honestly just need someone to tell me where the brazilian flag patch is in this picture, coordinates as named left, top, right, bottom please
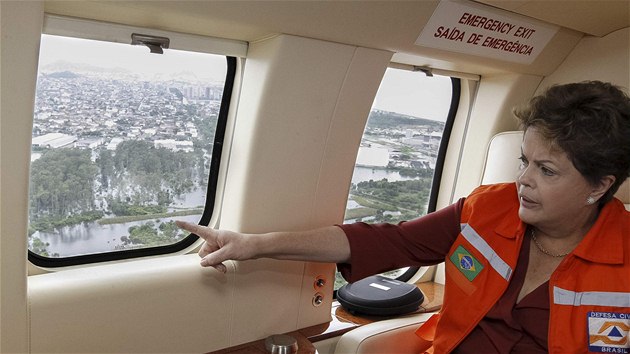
left=450, top=245, right=484, bottom=281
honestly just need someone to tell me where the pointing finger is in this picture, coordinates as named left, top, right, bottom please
left=175, top=220, right=211, bottom=241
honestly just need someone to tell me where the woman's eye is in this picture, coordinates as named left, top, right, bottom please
left=541, top=166, right=555, bottom=176
left=518, top=156, right=528, bottom=168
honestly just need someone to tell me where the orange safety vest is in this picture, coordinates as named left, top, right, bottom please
left=415, top=183, right=630, bottom=353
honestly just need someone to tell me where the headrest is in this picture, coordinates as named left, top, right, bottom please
left=481, top=131, right=523, bottom=185
left=481, top=131, right=630, bottom=209
left=616, top=179, right=630, bottom=205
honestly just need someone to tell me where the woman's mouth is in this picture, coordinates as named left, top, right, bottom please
left=519, top=194, right=538, bottom=208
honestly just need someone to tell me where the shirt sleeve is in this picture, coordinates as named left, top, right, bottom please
left=336, top=198, right=465, bottom=282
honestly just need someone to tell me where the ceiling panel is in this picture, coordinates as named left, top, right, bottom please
left=477, top=0, right=630, bottom=37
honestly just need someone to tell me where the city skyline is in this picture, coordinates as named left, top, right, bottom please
left=38, top=34, right=228, bottom=83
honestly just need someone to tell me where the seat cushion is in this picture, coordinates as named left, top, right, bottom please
left=334, top=313, right=435, bottom=354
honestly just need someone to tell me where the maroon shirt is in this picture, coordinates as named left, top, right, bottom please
left=337, top=199, right=548, bottom=353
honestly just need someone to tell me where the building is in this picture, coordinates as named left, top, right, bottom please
left=75, top=137, right=104, bottom=149
left=154, top=139, right=194, bottom=153
left=31, top=133, right=77, bottom=148
left=355, top=146, right=389, bottom=167
left=106, top=137, right=124, bottom=150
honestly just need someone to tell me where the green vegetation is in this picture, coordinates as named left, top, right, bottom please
left=29, top=141, right=200, bottom=231
left=120, top=220, right=186, bottom=248
left=111, top=140, right=196, bottom=199
left=98, top=209, right=203, bottom=225
left=30, top=148, right=99, bottom=221
left=366, top=110, right=444, bottom=131
left=29, top=210, right=104, bottom=233
left=29, top=237, right=60, bottom=258
left=351, top=194, right=396, bottom=211
left=345, top=177, right=433, bottom=224
left=108, top=202, right=167, bottom=217
left=344, top=206, right=377, bottom=220
left=28, top=140, right=205, bottom=255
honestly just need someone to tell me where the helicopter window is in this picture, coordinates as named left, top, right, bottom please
left=335, top=67, right=458, bottom=290
left=27, top=21, right=241, bottom=267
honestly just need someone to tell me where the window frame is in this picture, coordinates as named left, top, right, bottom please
left=28, top=16, right=244, bottom=267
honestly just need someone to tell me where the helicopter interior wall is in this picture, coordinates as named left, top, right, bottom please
left=2, top=1, right=630, bottom=353
left=537, top=27, right=630, bottom=94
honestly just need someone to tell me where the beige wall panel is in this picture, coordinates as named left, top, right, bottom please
left=222, top=34, right=355, bottom=232
left=308, top=47, right=393, bottom=227
left=29, top=255, right=234, bottom=353
left=538, top=28, right=630, bottom=93
left=0, top=1, right=43, bottom=353
left=222, top=34, right=392, bottom=346
left=221, top=35, right=390, bottom=232
left=452, top=74, right=542, bottom=200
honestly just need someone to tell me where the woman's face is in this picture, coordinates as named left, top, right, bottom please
left=516, top=127, right=598, bottom=233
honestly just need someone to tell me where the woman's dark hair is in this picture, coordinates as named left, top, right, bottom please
left=513, top=80, right=630, bottom=205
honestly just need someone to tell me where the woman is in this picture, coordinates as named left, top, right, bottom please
left=177, top=81, right=630, bottom=353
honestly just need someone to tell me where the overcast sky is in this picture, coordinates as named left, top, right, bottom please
left=39, top=34, right=227, bottom=81
left=372, top=68, right=452, bottom=122
left=40, top=34, right=453, bottom=122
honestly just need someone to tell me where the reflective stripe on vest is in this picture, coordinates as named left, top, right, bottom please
left=553, top=286, right=630, bottom=308
left=460, top=223, right=513, bottom=281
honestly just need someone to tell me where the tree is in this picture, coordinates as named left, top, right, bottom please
left=109, top=140, right=197, bottom=211
left=29, top=148, right=98, bottom=219
left=127, top=221, right=186, bottom=247
left=96, top=149, right=114, bottom=188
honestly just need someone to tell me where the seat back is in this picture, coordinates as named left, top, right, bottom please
left=615, top=179, right=630, bottom=210
left=480, top=131, right=523, bottom=185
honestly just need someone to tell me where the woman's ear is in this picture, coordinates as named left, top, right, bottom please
left=590, top=175, right=616, bottom=201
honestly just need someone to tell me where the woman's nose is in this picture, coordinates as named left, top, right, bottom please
left=517, top=165, right=532, bottom=186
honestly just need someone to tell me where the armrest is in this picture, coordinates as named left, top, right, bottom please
left=333, top=312, right=435, bottom=354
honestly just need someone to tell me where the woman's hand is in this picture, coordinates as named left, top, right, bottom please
left=176, top=221, right=351, bottom=270
left=176, top=220, right=255, bottom=272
